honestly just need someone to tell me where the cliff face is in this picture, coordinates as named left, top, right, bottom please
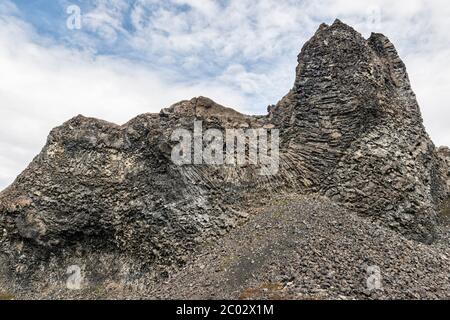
left=438, top=147, right=450, bottom=193
left=271, top=20, right=448, bottom=242
left=0, top=20, right=448, bottom=296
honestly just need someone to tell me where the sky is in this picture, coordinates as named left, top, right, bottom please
left=0, top=0, right=449, bottom=190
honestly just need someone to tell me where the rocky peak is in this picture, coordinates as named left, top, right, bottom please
left=438, top=146, right=450, bottom=193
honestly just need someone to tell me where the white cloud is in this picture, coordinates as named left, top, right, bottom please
left=1, top=0, right=450, bottom=190
left=82, top=0, right=129, bottom=43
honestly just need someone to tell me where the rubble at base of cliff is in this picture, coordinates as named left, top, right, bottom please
left=1, top=20, right=450, bottom=300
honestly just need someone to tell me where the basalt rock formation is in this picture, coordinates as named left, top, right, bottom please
left=0, top=20, right=449, bottom=298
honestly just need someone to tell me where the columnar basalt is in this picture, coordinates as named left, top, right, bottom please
left=0, top=20, right=448, bottom=296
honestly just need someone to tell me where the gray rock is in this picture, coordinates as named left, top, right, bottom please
left=0, top=20, right=449, bottom=298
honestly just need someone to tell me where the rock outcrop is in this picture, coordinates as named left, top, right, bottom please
left=0, top=20, right=448, bottom=297
left=438, top=146, right=450, bottom=194
left=271, top=20, right=448, bottom=242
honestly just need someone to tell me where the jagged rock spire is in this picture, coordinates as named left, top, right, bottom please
left=271, top=19, right=447, bottom=242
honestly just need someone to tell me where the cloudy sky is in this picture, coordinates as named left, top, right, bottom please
left=0, top=0, right=449, bottom=189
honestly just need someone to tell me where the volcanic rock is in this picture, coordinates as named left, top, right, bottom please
left=0, top=20, right=449, bottom=298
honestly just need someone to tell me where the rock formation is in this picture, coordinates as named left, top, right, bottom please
left=271, top=20, right=448, bottom=242
left=0, top=20, right=449, bottom=298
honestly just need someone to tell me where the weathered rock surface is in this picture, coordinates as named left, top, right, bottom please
left=148, top=196, right=450, bottom=300
left=270, top=20, right=448, bottom=243
left=0, top=20, right=449, bottom=299
left=438, top=146, right=450, bottom=194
